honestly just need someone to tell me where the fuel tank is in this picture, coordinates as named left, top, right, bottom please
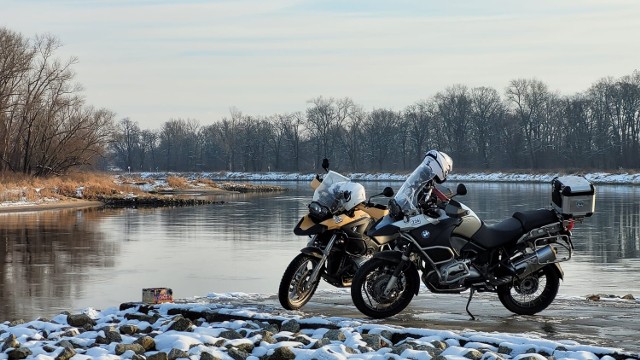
left=451, top=202, right=482, bottom=238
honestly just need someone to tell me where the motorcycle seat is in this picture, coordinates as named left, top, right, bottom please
left=471, top=217, right=524, bottom=249
left=469, top=209, right=560, bottom=250
left=513, top=209, right=559, bottom=232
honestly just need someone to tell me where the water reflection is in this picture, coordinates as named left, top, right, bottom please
left=1, top=182, right=639, bottom=321
left=0, top=208, right=117, bottom=320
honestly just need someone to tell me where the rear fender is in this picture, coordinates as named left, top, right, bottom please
left=551, top=262, right=564, bottom=280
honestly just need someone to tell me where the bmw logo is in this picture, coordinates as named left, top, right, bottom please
left=421, top=230, right=430, bottom=239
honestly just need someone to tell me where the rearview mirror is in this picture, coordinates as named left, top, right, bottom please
left=456, top=183, right=467, bottom=196
left=382, top=186, right=394, bottom=197
left=321, top=158, right=329, bottom=172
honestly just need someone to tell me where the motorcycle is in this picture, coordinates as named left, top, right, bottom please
left=278, top=159, right=395, bottom=310
left=350, top=172, right=595, bottom=319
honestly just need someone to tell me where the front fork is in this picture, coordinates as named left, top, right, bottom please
left=306, top=234, right=338, bottom=287
left=384, top=251, right=412, bottom=296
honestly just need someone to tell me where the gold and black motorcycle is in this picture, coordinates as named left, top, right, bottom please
left=278, top=159, right=394, bottom=310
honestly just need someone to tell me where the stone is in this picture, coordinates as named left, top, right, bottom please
left=105, top=329, right=123, bottom=343
left=227, top=347, right=249, bottom=360
left=135, top=335, right=156, bottom=351
left=115, top=343, right=146, bottom=355
left=8, top=320, right=25, bottom=327
left=280, top=319, right=300, bottom=333
left=431, top=340, right=448, bottom=351
left=7, top=347, right=32, bottom=360
left=361, top=334, right=390, bottom=350
left=498, top=345, right=514, bottom=354
left=168, top=348, right=190, bottom=359
left=62, top=328, right=80, bottom=338
left=169, top=317, right=193, bottom=332
left=269, top=346, right=296, bottom=360
left=55, top=340, right=75, bottom=350
left=391, top=343, right=413, bottom=355
left=219, top=329, right=243, bottom=340
left=147, top=352, right=169, bottom=360
left=622, top=294, right=636, bottom=300
left=235, top=341, right=255, bottom=353
left=2, top=334, right=20, bottom=351
left=66, top=314, right=95, bottom=327
left=464, top=348, right=484, bottom=360
left=323, top=329, right=346, bottom=341
left=257, top=330, right=276, bottom=344
left=200, top=352, right=223, bottom=360
left=54, top=347, right=76, bottom=360
left=119, top=324, right=139, bottom=335
left=312, top=338, right=331, bottom=349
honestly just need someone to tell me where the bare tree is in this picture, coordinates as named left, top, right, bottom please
left=364, top=108, right=401, bottom=170
left=505, top=79, right=550, bottom=168
left=404, top=100, right=436, bottom=164
left=276, top=112, right=305, bottom=171
left=0, top=28, right=34, bottom=172
left=433, top=85, right=472, bottom=166
left=110, top=118, right=141, bottom=171
left=305, top=96, right=355, bottom=168
left=469, top=86, right=505, bottom=168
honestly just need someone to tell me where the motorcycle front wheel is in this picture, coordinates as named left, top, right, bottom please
left=350, top=258, right=419, bottom=319
left=278, top=253, right=321, bottom=310
left=497, top=264, right=560, bottom=315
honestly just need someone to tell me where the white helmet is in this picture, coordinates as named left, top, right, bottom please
left=329, top=181, right=366, bottom=212
left=425, top=150, right=453, bottom=184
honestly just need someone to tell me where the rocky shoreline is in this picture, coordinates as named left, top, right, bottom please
left=97, top=195, right=225, bottom=208
left=2, top=301, right=638, bottom=360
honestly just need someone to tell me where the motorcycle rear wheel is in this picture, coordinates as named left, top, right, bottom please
left=350, top=258, right=419, bottom=319
left=497, top=264, right=560, bottom=315
left=278, top=253, right=321, bottom=310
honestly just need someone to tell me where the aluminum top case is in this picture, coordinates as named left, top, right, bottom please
left=551, top=176, right=595, bottom=218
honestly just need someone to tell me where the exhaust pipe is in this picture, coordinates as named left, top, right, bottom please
left=511, top=245, right=557, bottom=277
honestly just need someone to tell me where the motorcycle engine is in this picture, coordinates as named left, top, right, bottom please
left=423, top=259, right=482, bottom=290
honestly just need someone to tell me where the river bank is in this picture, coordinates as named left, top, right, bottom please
left=0, top=172, right=286, bottom=213
left=134, top=170, right=640, bottom=185
left=2, top=293, right=639, bottom=360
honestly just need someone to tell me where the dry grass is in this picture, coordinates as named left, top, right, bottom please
left=166, top=176, right=189, bottom=189
left=195, top=178, right=219, bottom=188
left=0, top=171, right=143, bottom=202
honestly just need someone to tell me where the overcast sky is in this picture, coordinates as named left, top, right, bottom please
left=3, top=0, right=639, bottom=129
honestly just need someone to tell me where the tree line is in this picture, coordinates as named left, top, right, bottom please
left=2, top=27, right=639, bottom=175
left=111, top=72, right=640, bottom=173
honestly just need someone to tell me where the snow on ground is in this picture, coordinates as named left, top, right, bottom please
left=2, top=292, right=638, bottom=360
left=138, top=170, right=640, bottom=185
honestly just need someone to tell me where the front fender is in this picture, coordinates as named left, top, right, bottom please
left=371, top=251, right=421, bottom=296
left=371, top=250, right=404, bottom=264
left=300, top=247, right=323, bottom=259
left=293, top=215, right=327, bottom=236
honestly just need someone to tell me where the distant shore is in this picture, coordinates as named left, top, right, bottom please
left=132, top=170, right=640, bottom=185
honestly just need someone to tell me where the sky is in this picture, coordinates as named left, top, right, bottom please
left=2, top=0, right=640, bottom=129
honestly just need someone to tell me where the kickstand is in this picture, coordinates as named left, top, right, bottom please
left=466, top=287, right=476, bottom=321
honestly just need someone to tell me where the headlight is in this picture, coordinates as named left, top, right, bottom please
left=309, top=201, right=331, bottom=220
